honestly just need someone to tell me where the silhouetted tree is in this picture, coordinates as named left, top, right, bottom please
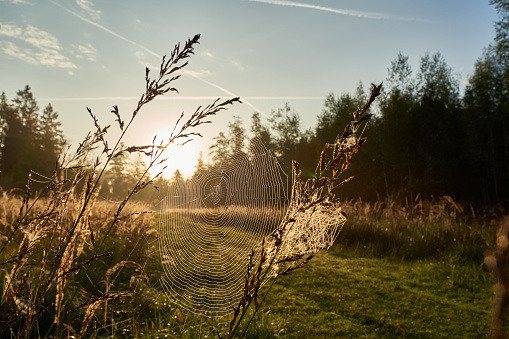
left=250, top=112, right=273, bottom=151
left=386, top=52, right=415, bottom=97
left=207, top=41, right=509, bottom=209
left=377, top=55, right=418, bottom=199
left=464, top=45, right=509, bottom=206
left=209, top=115, right=246, bottom=165
left=0, top=86, right=64, bottom=190
left=315, top=87, right=365, bottom=148
left=100, top=144, right=130, bottom=199
left=171, top=169, right=184, bottom=183
left=268, top=103, right=302, bottom=172
left=311, top=85, right=375, bottom=198
left=417, top=52, right=460, bottom=108
left=195, top=151, right=206, bottom=171
left=491, top=0, right=509, bottom=56
left=39, top=103, right=64, bottom=174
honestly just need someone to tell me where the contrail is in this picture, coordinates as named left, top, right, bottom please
left=49, top=0, right=158, bottom=57
left=247, top=0, right=432, bottom=22
left=48, top=0, right=269, bottom=116
left=39, top=96, right=324, bottom=101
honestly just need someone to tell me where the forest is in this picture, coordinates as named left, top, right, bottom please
left=209, top=44, right=509, bottom=211
left=2, top=43, right=509, bottom=211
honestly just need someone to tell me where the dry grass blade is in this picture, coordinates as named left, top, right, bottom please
left=227, top=83, right=383, bottom=338
left=77, top=292, right=133, bottom=337
left=105, top=260, right=150, bottom=286
left=0, top=34, right=241, bottom=338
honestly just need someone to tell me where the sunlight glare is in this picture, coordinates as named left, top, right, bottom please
left=149, top=132, right=200, bottom=179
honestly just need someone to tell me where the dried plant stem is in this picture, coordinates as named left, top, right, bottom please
left=226, top=83, right=382, bottom=338
left=240, top=274, right=279, bottom=337
left=0, top=34, right=241, bottom=338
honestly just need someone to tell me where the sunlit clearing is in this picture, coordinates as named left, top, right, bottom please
left=148, top=138, right=199, bottom=179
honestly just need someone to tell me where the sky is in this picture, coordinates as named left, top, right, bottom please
left=0, top=0, right=499, bottom=178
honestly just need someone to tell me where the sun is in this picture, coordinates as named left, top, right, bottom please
left=148, top=136, right=200, bottom=180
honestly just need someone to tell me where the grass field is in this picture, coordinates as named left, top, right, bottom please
left=129, top=245, right=492, bottom=338
left=0, top=194, right=497, bottom=338
left=116, top=197, right=495, bottom=338
left=251, top=249, right=492, bottom=338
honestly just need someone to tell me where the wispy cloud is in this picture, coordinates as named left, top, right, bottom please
left=134, top=50, right=158, bottom=70
left=243, top=96, right=323, bottom=100
left=49, top=0, right=163, bottom=60
left=71, top=43, right=98, bottom=61
left=247, top=0, right=431, bottom=22
left=183, top=69, right=213, bottom=78
left=0, top=41, right=38, bottom=64
left=0, top=0, right=31, bottom=4
left=135, top=18, right=151, bottom=29
left=202, top=51, right=214, bottom=58
left=49, top=0, right=270, bottom=116
left=76, top=0, right=102, bottom=20
left=0, top=24, right=76, bottom=68
left=231, top=60, right=245, bottom=72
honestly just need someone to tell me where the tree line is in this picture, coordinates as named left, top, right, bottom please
left=2, top=1, right=509, bottom=210
left=0, top=86, right=64, bottom=191
left=1, top=49, right=507, bottom=208
left=207, top=0, right=509, bottom=209
left=207, top=45, right=508, bottom=209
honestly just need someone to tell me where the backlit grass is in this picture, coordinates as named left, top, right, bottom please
left=118, top=246, right=492, bottom=338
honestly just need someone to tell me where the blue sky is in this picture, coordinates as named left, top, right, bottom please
left=0, top=0, right=499, bottom=176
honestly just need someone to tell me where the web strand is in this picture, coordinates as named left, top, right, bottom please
left=159, top=138, right=288, bottom=317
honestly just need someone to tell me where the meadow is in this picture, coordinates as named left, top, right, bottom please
left=0, top=192, right=496, bottom=338
left=0, top=35, right=501, bottom=338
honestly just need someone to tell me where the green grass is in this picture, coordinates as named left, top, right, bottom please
left=336, top=215, right=493, bottom=262
left=257, top=248, right=492, bottom=338
left=116, top=244, right=492, bottom=338
left=1, top=198, right=496, bottom=338
left=106, top=211, right=496, bottom=338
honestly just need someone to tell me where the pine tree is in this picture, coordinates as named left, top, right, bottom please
left=0, top=86, right=39, bottom=189
left=464, top=45, right=509, bottom=205
left=208, top=116, right=246, bottom=165
left=171, top=169, right=184, bottom=183
left=0, top=86, right=64, bottom=190
left=39, top=103, right=64, bottom=175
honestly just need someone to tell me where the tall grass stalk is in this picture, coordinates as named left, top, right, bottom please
left=225, top=83, right=383, bottom=338
left=337, top=195, right=493, bottom=261
left=0, top=34, right=240, bottom=338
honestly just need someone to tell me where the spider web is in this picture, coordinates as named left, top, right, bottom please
left=159, top=137, right=289, bottom=317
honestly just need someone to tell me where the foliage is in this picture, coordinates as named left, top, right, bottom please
left=491, top=0, right=509, bottom=56
left=208, top=115, right=246, bottom=164
left=250, top=112, right=272, bottom=151
left=207, top=43, right=509, bottom=210
left=0, top=86, right=64, bottom=190
left=338, top=196, right=493, bottom=262
left=267, top=103, right=302, bottom=171
left=464, top=45, right=509, bottom=207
